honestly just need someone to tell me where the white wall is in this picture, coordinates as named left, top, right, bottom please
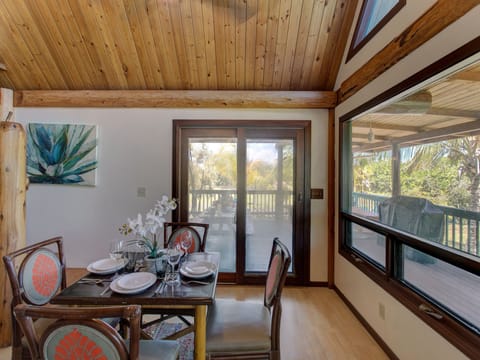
left=14, top=107, right=329, bottom=281
left=334, top=2, right=480, bottom=360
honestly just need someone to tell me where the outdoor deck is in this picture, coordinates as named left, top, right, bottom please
left=352, top=224, right=480, bottom=330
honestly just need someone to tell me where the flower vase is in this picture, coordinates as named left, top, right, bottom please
left=144, top=251, right=167, bottom=275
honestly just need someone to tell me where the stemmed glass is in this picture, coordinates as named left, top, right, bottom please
left=180, top=231, right=193, bottom=255
left=165, top=246, right=182, bottom=286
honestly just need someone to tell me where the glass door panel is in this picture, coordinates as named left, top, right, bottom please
left=187, top=138, right=237, bottom=272
left=246, top=140, right=294, bottom=272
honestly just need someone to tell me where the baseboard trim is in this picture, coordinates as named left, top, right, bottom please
left=307, top=281, right=328, bottom=287
left=333, top=286, right=398, bottom=360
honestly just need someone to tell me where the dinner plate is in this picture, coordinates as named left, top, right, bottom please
left=116, top=272, right=156, bottom=290
left=110, top=272, right=156, bottom=294
left=180, top=261, right=216, bottom=279
left=87, top=258, right=127, bottom=275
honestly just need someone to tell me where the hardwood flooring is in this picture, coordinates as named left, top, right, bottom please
left=215, top=285, right=388, bottom=360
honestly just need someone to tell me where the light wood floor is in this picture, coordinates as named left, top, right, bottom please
left=0, top=269, right=388, bottom=360
left=216, top=285, right=388, bottom=360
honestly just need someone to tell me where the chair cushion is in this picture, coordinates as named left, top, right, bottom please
left=138, top=339, right=180, bottom=360
left=206, top=299, right=271, bottom=354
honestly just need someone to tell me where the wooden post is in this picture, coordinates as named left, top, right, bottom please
left=0, top=88, right=27, bottom=347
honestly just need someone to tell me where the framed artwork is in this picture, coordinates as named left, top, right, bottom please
left=26, top=123, right=98, bottom=185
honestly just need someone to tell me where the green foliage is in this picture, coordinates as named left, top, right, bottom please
left=27, top=123, right=97, bottom=184
left=352, top=137, right=477, bottom=210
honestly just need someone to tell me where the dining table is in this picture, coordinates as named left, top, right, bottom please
left=51, top=252, right=220, bottom=360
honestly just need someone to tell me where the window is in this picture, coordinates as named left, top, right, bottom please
left=340, top=38, right=480, bottom=358
left=346, top=0, right=405, bottom=62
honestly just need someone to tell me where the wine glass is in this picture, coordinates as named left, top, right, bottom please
left=109, top=239, right=124, bottom=261
left=165, top=246, right=182, bottom=286
left=180, top=231, right=193, bottom=255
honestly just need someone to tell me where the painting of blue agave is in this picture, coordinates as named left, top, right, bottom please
left=27, top=123, right=98, bottom=185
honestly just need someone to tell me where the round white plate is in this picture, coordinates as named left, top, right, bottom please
left=180, top=261, right=216, bottom=279
left=116, top=272, right=156, bottom=290
left=110, top=272, right=156, bottom=294
left=87, top=258, right=127, bottom=275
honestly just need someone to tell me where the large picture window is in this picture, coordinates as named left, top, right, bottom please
left=340, top=39, right=480, bottom=358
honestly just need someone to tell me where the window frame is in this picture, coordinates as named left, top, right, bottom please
left=346, top=0, right=406, bottom=62
left=339, top=36, right=480, bottom=359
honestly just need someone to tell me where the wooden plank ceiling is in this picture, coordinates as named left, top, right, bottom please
left=0, top=0, right=357, bottom=92
left=351, top=62, right=480, bottom=153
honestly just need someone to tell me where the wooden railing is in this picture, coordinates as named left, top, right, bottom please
left=189, top=189, right=293, bottom=218
left=352, top=192, right=480, bottom=256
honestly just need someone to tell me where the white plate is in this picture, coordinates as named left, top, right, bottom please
left=180, top=261, right=216, bottom=279
left=110, top=272, right=156, bottom=294
left=87, top=258, right=127, bottom=275
left=116, top=272, right=156, bottom=290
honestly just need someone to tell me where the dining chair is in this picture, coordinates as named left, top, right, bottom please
left=3, top=237, right=67, bottom=360
left=163, top=222, right=209, bottom=252
left=141, top=222, right=209, bottom=339
left=13, top=303, right=180, bottom=360
left=206, top=237, right=291, bottom=359
left=3, top=236, right=119, bottom=360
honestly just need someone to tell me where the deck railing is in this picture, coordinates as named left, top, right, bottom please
left=189, top=189, right=293, bottom=218
left=352, top=192, right=480, bottom=256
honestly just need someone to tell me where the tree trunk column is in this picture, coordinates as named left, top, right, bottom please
left=0, top=95, right=27, bottom=346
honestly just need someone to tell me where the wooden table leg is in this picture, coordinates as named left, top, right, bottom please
left=194, top=305, right=207, bottom=360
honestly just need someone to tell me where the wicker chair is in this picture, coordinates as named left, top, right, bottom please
left=206, top=237, right=291, bottom=359
left=13, top=303, right=179, bottom=360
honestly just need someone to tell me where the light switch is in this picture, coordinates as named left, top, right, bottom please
left=137, top=187, right=146, bottom=197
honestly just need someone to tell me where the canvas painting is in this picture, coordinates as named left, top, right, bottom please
left=26, top=123, right=98, bottom=185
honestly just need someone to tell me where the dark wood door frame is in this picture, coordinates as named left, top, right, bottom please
left=172, top=120, right=311, bottom=286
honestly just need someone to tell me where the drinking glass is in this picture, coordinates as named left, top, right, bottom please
left=180, top=231, right=193, bottom=254
left=109, top=239, right=124, bottom=261
left=165, top=247, right=182, bottom=286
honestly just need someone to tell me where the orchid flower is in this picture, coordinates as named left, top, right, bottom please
left=120, top=196, right=177, bottom=258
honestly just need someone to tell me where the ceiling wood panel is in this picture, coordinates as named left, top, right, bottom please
left=0, top=0, right=357, bottom=91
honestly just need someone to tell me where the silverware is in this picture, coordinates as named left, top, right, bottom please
left=154, top=281, right=165, bottom=295
left=181, top=279, right=210, bottom=285
left=99, top=286, right=111, bottom=296
left=78, top=279, right=111, bottom=285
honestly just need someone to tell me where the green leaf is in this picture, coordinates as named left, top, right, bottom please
left=62, top=160, right=98, bottom=176
left=67, top=126, right=95, bottom=158
left=51, top=127, right=68, bottom=163
left=63, top=144, right=97, bottom=171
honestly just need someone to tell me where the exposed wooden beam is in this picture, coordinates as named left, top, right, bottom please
left=428, top=107, right=480, bottom=118
left=352, top=133, right=389, bottom=141
left=13, top=90, right=337, bottom=108
left=449, top=69, right=480, bottom=82
left=338, top=0, right=480, bottom=103
left=353, top=122, right=419, bottom=132
left=376, top=91, right=432, bottom=115
left=353, top=119, right=480, bottom=153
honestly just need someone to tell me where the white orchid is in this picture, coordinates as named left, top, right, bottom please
left=119, top=196, right=177, bottom=258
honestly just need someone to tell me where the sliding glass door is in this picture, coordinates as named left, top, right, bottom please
left=174, top=121, right=310, bottom=284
